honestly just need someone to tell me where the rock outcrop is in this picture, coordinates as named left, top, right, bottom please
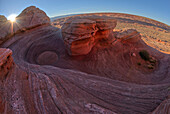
left=62, top=16, right=117, bottom=55
left=0, top=6, right=50, bottom=45
left=115, top=29, right=141, bottom=43
left=0, top=16, right=10, bottom=44
left=0, top=15, right=7, bottom=22
left=0, top=6, right=170, bottom=114
left=62, top=19, right=97, bottom=55
left=16, top=6, right=50, bottom=30
left=0, top=48, right=13, bottom=80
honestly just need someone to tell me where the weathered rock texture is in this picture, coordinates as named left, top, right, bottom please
left=116, top=29, right=140, bottom=41
left=0, top=6, right=50, bottom=45
left=0, top=16, right=10, bottom=44
left=61, top=16, right=117, bottom=55
left=0, top=48, right=13, bottom=80
left=0, top=6, right=170, bottom=114
left=151, top=96, right=170, bottom=114
left=16, top=6, right=50, bottom=30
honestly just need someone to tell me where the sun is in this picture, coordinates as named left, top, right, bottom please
left=7, top=14, right=17, bottom=22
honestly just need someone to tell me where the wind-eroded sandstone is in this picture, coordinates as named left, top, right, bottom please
left=0, top=48, right=13, bottom=80
left=0, top=6, right=50, bottom=45
left=62, top=16, right=117, bottom=55
left=0, top=6, right=169, bottom=114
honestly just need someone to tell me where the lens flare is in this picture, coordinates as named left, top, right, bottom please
left=7, top=14, right=17, bottom=22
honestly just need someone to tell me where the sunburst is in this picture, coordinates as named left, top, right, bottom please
left=7, top=14, right=17, bottom=22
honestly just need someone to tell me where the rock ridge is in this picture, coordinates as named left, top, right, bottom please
left=0, top=6, right=50, bottom=45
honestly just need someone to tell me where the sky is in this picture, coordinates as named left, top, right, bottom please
left=0, top=0, right=170, bottom=25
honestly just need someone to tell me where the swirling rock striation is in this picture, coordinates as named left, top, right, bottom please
left=151, top=96, right=170, bottom=114
left=0, top=6, right=170, bottom=114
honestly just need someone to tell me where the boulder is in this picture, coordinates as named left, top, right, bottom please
left=115, top=29, right=141, bottom=42
left=36, top=51, right=58, bottom=65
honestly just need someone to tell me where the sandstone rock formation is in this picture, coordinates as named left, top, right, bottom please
left=151, top=96, right=170, bottom=114
left=62, top=19, right=97, bottom=55
left=52, top=13, right=170, bottom=53
left=0, top=6, right=50, bottom=45
left=0, top=15, right=7, bottom=22
left=116, top=29, right=141, bottom=41
left=16, top=6, right=50, bottom=30
left=0, top=48, right=13, bottom=80
left=0, top=6, right=170, bottom=114
left=61, top=16, right=117, bottom=55
left=0, top=16, right=11, bottom=44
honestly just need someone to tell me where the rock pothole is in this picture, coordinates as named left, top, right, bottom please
left=36, top=51, right=58, bottom=65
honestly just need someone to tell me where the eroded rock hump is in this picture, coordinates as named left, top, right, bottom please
left=16, top=6, right=50, bottom=29
left=0, top=6, right=50, bottom=45
left=0, top=16, right=11, bottom=44
left=61, top=16, right=117, bottom=55
left=115, top=29, right=141, bottom=43
left=0, top=15, right=7, bottom=22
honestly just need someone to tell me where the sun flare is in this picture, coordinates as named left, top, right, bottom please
left=7, top=14, right=17, bottom=22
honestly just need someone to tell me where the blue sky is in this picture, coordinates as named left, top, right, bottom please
left=0, top=0, right=170, bottom=25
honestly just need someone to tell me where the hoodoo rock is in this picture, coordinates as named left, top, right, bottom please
left=95, top=18, right=117, bottom=43
left=61, top=19, right=97, bottom=55
left=62, top=16, right=117, bottom=55
left=0, top=6, right=50, bottom=45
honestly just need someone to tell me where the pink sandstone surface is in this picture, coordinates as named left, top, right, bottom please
left=0, top=6, right=169, bottom=114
